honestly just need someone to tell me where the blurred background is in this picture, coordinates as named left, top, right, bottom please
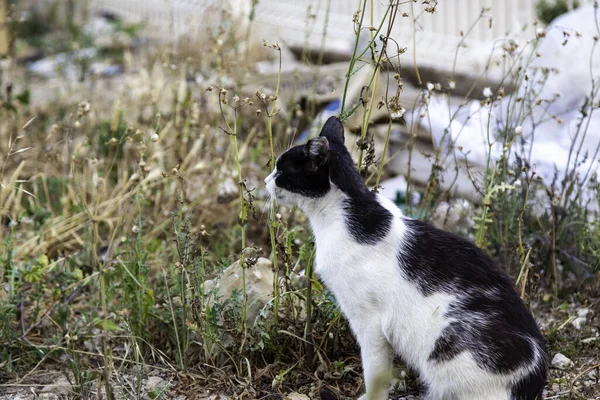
left=0, top=1, right=598, bottom=399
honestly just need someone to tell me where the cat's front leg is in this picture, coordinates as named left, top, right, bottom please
left=357, top=332, right=393, bottom=400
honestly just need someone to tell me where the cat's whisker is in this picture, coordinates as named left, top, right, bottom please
left=275, top=142, right=284, bottom=157
left=259, top=194, right=274, bottom=222
left=288, top=126, right=299, bottom=149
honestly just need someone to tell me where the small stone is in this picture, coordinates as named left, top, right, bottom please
left=286, top=393, right=310, bottom=400
left=551, top=353, right=573, bottom=370
left=204, top=257, right=274, bottom=325
left=390, top=377, right=406, bottom=392
left=571, top=307, right=590, bottom=330
left=146, top=376, right=166, bottom=391
left=41, top=375, right=72, bottom=395
left=542, top=294, right=551, bottom=302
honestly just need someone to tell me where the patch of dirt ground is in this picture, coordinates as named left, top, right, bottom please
left=1, top=292, right=598, bottom=400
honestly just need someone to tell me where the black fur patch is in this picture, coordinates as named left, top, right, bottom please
left=274, top=116, right=392, bottom=244
left=511, top=369, right=547, bottom=400
left=275, top=145, right=330, bottom=198
left=398, top=219, right=547, bottom=395
left=343, top=196, right=392, bottom=245
left=321, top=117, right=392, bottom=244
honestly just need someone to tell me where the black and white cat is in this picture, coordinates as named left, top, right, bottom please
left=264, top=116, right=548, bottom=400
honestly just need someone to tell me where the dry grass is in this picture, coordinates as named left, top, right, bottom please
left=0, top=1, right=599, bottom=399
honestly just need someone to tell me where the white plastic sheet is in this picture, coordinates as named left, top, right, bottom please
left=416, top=5, right=600, bottom=204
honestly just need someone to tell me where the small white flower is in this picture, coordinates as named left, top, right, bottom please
left=448, top=80, right=456, bottom=90
left=151, top=133, right=159, bottom=142
left=132, top=225, right=140, bottom=234
left=426, top=82, right=434, bottom=91
left=536, top=28, right=546, bottom=38
left=515, top=126, right=523, bottom=134
left=483, top=87, right=493, bottom=98
left=390, top=107, right=406, bottom=120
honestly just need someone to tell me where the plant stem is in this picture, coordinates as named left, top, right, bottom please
left=96, top=218, right=112, bottom=398
left=303, top=246, right=316, bottom=368
left=230, top=112, right=248, bottom=341
left=265, top=47, right=283, bottom=326
left=375, top=119, right=393, bottom=188
left=340, top=0, right=368, bottom=117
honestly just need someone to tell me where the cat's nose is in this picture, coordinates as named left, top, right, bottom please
left=264, top=172, right=274, bottom=184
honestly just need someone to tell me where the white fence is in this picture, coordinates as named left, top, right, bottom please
left=82, top=0, right=588, bottom=78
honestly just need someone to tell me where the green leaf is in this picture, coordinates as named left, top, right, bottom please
left=15, top=89, right=31, bottom=106
left=72, top=267, right=83, bottom=281
left=93, top=318, right=123, bottom=331
left=37, top=254, right=49, bottom=268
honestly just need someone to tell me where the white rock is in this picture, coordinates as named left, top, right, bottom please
left=41, top=375, right=71, bottom=395
left=145, top=376, right=166, bottom=391
left=581, top=337, right=599, bottom=344
left=551, top=353, right=574, bottom=370
left=571, top=308, right=590, bottom=330
left=286, top=393, right=310, bottom=400
left=390, top=376, right=407, bottom=393
left=216, top=177, right=238, bottom=203
left=204, top=257, right=274, bottom=326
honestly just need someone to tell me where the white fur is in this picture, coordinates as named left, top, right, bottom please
left=265, top=172, right=541, bottom=400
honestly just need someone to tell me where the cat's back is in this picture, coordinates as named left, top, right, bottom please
left=393, top=213, right=547, bottom=399
left=399, top=217, right=517, bottom=295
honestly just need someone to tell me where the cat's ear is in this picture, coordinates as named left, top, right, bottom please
left=319, top=116, right=345, bottom=145
left=306, top=136, right=329, bottom=170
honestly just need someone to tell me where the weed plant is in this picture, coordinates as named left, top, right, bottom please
left=0, top=0, right=598, bottom=397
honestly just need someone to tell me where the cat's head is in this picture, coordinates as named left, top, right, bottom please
left=264, top=116, right=349, bottom=206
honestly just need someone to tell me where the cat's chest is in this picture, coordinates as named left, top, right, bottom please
left=312, top=227, right=400, bottom=311
left=312, top=221, right=362, bottom=277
